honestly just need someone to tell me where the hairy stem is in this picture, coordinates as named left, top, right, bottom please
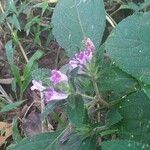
left=92, top=77, right=109, bottom=107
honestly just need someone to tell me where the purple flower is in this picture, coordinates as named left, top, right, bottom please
left=69, top=38, right=95, bottom=70
left=69, top=59, right=79, bottom=69
left=43, top=88, right=68, bottom=102
left=50, top=70, right=68, bottom=85
left=84, top=38, right=95, bottom=52
left=30, top=80, right=46, bottom=92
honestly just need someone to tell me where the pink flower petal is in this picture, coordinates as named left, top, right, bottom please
left=75, top=52, right=86, bottom=65
left=84, top=49, right=93, bottom=62
left=69, top=59, right=79, bottom=69
left=69, top=38, right=95, bottom=71
left=84, top=38, right=95, bottom=52
left=50, top=70, right=68, bottom=85
left=30, top=80, right=46, bottom=92
left=43, top=88, right=68, bottom=102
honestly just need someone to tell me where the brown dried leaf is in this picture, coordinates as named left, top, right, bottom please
left=0, top=122, right=12, bottom=145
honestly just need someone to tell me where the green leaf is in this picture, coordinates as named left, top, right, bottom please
left=106, top=110, right=123, bottom=127
left=31, top=68, right=51, bottom=86
left=143, top=85, right=150, bottom=99
left=33, top=2, right=49, bottom=16
left=100, top=129, right=118, bottom=137
left=10, top=130, right=63, bottom=150
left=5, top=40, right=14, bottom=65
left=0, top=101, right=24, bottom=112
left=11, top=65, right=22, bottom=88
left=25, top=16, right=41, bottom=36
left=52, top=0, right=106, bottom=56
left=55, top=133, right=85, bottom=150
left=79, top=136, right=97, bottom=150
left=12, top=118, right=22, bottom=143
left=117, top=91, right=150, bottom=144
left=7, top=0, right=17, bottom=14
left=9, top=14, right=21, bottom=31
left=0, top=11, right=8, bottom=24
left=98, top=64, right=137, bottom=101
left=106, top=12, right=150, bottom=84
left=67, top=95, right=86, bottom=127
left=42, top=100, right=66, bottom=119
left=56, top=131, right=94, bottom=150
left=22, top=50, right=44, bottom=92
left=102, top=140, right=148, bottom=150
left=120, top=2, right=140, bottom=11
left=5, top=40, right=22, bottom=87
left=139, top=1, right=150, bottom=10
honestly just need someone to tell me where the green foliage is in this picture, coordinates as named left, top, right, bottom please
left=52, top=0, right=106, bottom=56
left=106, top=12, right=150, bottom=85
left=5, top=40, right=44, bottom=99
left=32, top=68, right=51, bottom=86
left=116, top=91, right=150, bottom=144
left=10, top=130, right=64, bottom=150
left=1, top=0, right=150, bottom=149
left=12, top=118, right=22, bottom=143
left=101, top=140, right=149, bottom=150
left=98, top=62, right=137, bottom=101
left=106, top=109, right=123, bottom=127
left=67, top=94, right=87, bottom=128
left=0, top=101, right=24, bottom=112
left=42, top=100, right=66, bottom=119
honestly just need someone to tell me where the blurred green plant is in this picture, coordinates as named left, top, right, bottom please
left=0, top=0, right=150, bottom=150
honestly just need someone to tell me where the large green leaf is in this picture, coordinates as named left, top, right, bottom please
left=106, top=12, right=150, bottom=84
left=102, top=140, right=149, bottom=150
left=52, top=0, right=106, bottom=56
left=117, top=91, right=150, bottom=145
left=55, top=131, right=96, bottom=150
left=98, top=64, right=137, bottom=101
left=10, top=130, right=63, bottom=150
left=67, top=94, right=87, bottom=127
left=106, top=109, right=123, bottom=127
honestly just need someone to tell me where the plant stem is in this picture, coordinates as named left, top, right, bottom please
left=92, top=77, right=109, bottom=107
left=106, top=12, right=117, bottom=28
left=55, top=47, right=61, bottom=69
left=76, top=92, right=94, bottom=100
left=40, top=92, right=45, bottom=133
left=0, top=2, right=29, bottom=63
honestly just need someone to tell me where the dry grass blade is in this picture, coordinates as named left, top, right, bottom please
left=0, top=85, right=13, bottom=103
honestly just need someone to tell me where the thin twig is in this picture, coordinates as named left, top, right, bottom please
left=55, top=47, right=61, bottom=69
left=0, top=78, right=13, bottom=84
left=106, top=13, right=117, bottom=28
left=0, top=76, right=25, bottom=84
left=76, top=92, right=94, bottom=100
left=23, top=101, right=35, bottom=119
left=0, top=85, right=13, bottom=103
left=0, top=2, right=29, bottom=63
left=40, top=92, right=45, bottom=133
left=110, top=7, right=121, bottom=16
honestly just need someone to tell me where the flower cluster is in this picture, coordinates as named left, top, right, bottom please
left=31, top=38, right=95, bottom=102
left=69, top=38, right=95, bottom=70
left=31, top=70, right=69, bottom=102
